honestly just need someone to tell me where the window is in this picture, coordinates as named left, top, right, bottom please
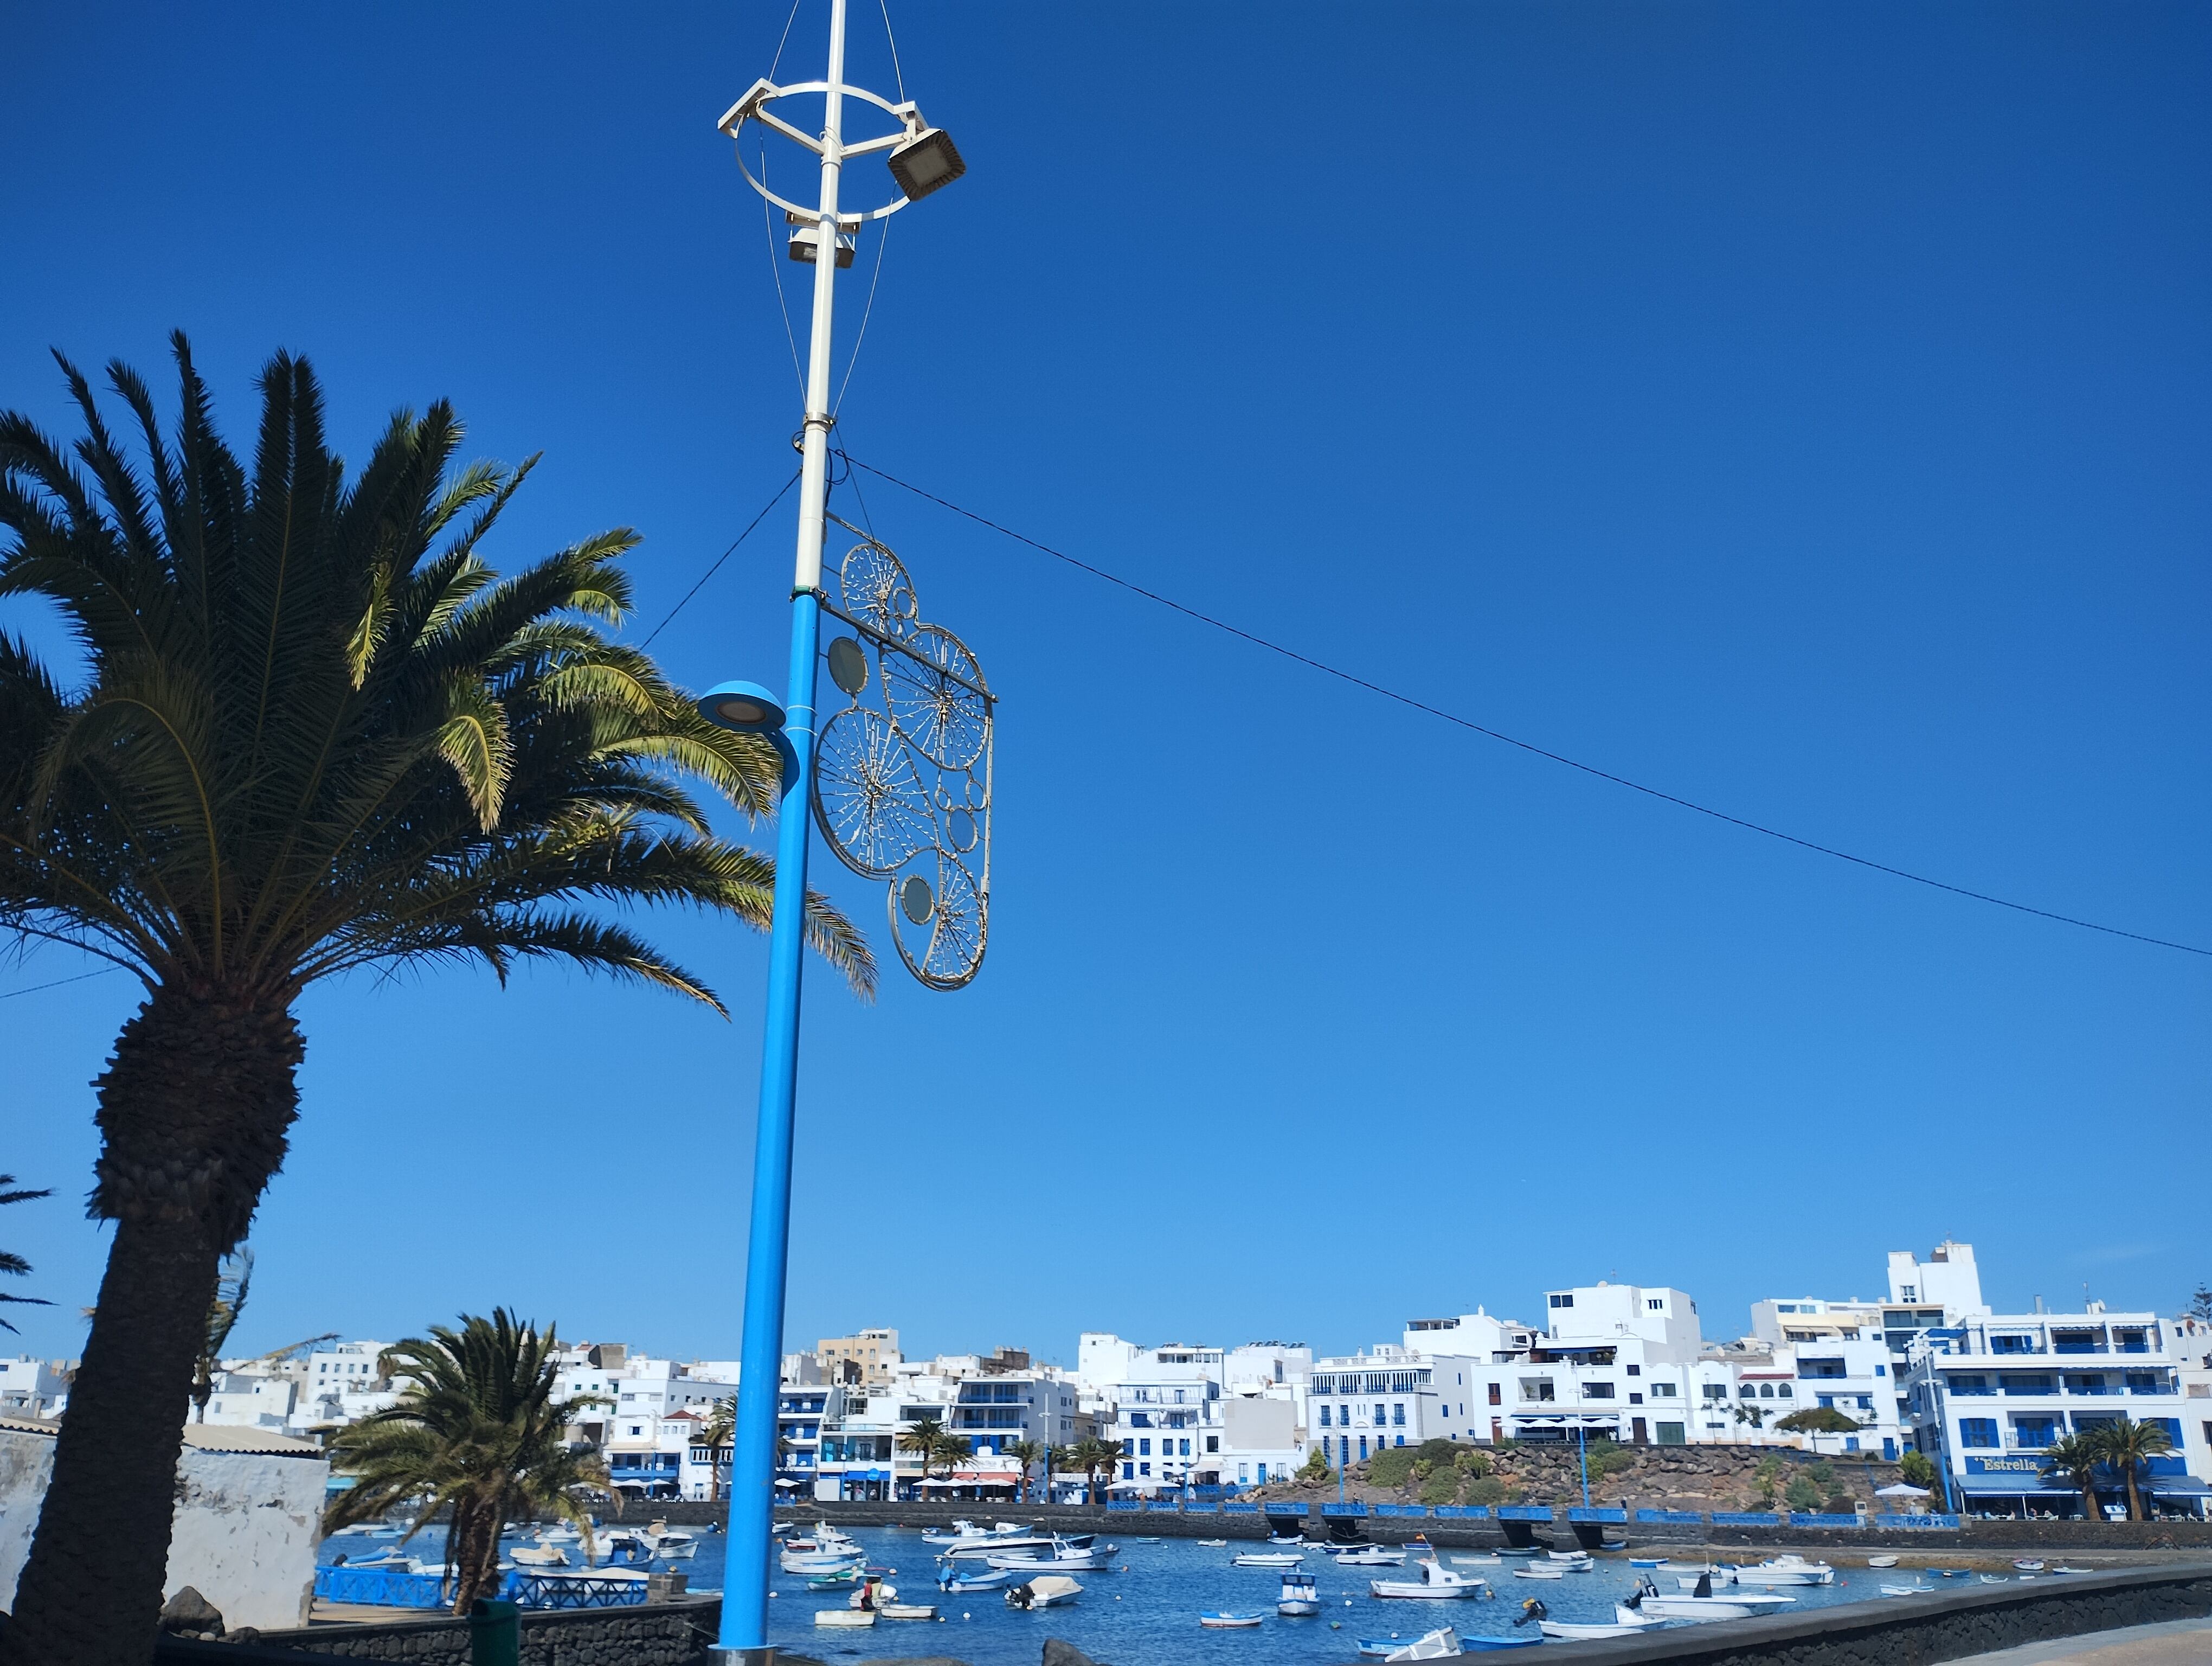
left=1626, top=1364, right=1640, bottom=1377
left=1139, top=1438, right=1150, bottom=1456
left=1656, top=1422, right=1687, bottom=1446
left=1521, top=1379, right=1555, bottom=1403
left=1874, top=1365, right=1886, bottom=1377
left=1801, top=1359, right=1847, bottom=1379
left=1703, top=1383, right=1727, bottom=1401
left=1777, top=1385, right=1792, bottom=1399
left=1373, top=1403, right=1387, bottom=1426
left=1394, top=1434, right=1405, bottom=1446
left=1652, top=1382, right=1677, bottom=1399
left=1121, top=1439, right=1133, bottom=1455
left=1586, top=1382, right=1615, bottom=1401
left=2013, top=1417, right=2056, bottom=1448
left=1206, top=1436, right=1218, bottom=1453
left=1391, top=1404, right=1405, bottom=1426
left=1319, top=1406, right=1332, bottom=1427
left=1647, top=1299, right=1664, bottom=1311
left=1739, top=1385, right=1757, bottom=1399
left=1960, top=1418, right=1998, bottom=1448
left=1549, top=1294, right=1574, bottom=1309
left=1179, top=1439, right=1191, bottom=1457
left=1629, top=1393, right=1643, bottom=1405
left=1122, top=1462, right=1134, bottom=1479
left=1139, top=1462, right=1150, bottom=1476
left=1759, top=1385, right=1774, bottom=1399
left=1488, top=1383, right=1502, bottom=1406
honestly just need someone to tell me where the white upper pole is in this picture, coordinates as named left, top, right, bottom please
left=792, top=0, right=848, bottom=595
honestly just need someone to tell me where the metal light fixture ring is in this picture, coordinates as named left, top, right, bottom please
left=719, top=77, right=938, bottom=226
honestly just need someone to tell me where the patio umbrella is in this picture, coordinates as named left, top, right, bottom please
left=1875, top=1483, right=1932, bottom=1497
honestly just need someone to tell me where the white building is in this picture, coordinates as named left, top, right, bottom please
left=1902, top=1305, right=2205, bottom=1517
left=0, top=1358, right=70, bottom=1420
left=1107, top=1343, right=1225, bottom=1494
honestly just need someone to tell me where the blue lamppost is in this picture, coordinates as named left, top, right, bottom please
left=702, top=7, right=976, bottom=1659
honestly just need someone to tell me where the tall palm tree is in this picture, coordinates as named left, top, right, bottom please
left=2091, top=1416, right=2174, bottom=1523
left=1006, top=1438, right=1045, bottom=1504
left=0, top=342, right=871, bottom=1666
left=325, top=1310, right=609, bottom=1613
left=189, top=1247, right=251, bottom=1422
left=0, top=1175, right=53, bottom=1334
left=2039, top=1432, right=2105, bottom=1524
left=898, top=1417, right=948, bottom=1484
left=1044, top=1443, right=1077, bottom=1507
left=1072, top=1437, right=1121, bottom=1507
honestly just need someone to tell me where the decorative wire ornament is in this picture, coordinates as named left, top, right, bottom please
left=812, top=526, right=993, bottom=990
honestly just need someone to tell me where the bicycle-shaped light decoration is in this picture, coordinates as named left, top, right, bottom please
left=810, top=516, right=992, bottom=989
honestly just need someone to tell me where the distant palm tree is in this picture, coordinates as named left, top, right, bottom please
left=0, top=1176, right=53, bottom=1334
left=0, top=342, right=871, bottom=1666
left=2091, top=1417, right=2174, bottom=1523
left=899, top=1418, right=949, bottom=1484
left=1006, top=1439, right=1045, bottom=1504
left=324, top=1310, right=612, bottom=1612
left=1072, top=1437, right=1121, bottom=1506
left=1044, top=1443, right=1077, bottom=1505
left=933, top=1430, right=974, bottom=1479
left=699, top=1395, right=735, bottom=1451
left=189, top=1249, right=252, bottom=1423
left=2039, top=1433, right=2105, bottom=1524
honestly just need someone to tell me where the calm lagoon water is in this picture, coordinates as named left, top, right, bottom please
left=610, top=1527, right=1911, bottom=1664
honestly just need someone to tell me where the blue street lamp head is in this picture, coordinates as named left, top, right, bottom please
left=697, top=680, right=786, bottom=733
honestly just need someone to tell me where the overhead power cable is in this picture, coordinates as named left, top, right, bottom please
left=845, top=456, right=2211, bottom=962
left=0, top=967, right=121, bottom=1001
left=640, top=471, right=801, bottom=647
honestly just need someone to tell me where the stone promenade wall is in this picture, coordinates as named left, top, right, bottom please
left=230, top=1597, right=722, bottom=1665
left=1401, top=1562, right=2212, bottom=1664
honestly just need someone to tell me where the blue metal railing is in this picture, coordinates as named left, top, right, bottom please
left=1635, top=1509, right=1703, bottom=1524
left=1710, top=1511, right=1782, bottom=1527
left=1431, top=1506, right=1493, bottom=1520
left=1264, top=1503, right=1308, bottom=1517
left=312, top=1566, right=448, bottom=1609
left=1105, top=1500, right=1141, bottom=1512
left=1321, top=1502, right=1368, bottom=1517
left=1146, top=1501, right=1179, bottom=1513
left=1223, top=1502, right=1261, bottom=1515
left=1566, top=1507, right=1627, bottom=1524
left=1496, top=1506, right=1554, bottom=1522
left=1373, top=1504, right=1429, bottom=1517
left=1789, top=1512, right=1862, bottom=1528
left=1874, top=1513, right=1960, bottom=1529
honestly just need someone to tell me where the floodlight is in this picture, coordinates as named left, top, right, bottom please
left=887, top=128, right=966, bottom=202
left=788, top=227, right=857, bottom=268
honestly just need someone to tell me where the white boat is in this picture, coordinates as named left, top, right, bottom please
left=783, top=1550, right=866, bottom=1574
left=1512, top=1566, right=1564, bottom=1581
left=2014, top=1559, right=2046, bottom=1572
left=1234, top=1551, right=1305, bottom=1568
left=641, top=1521, right=698, bottom=1560
left=1372, top=1560, right=1484, bottom=1600
left=1867, top=1555, right=1900, bottom=1569
left=1198, top=1538, right=1229, bottom=1547
left=1450, top=1554, right=1502, bottom=1567
left=1384, top=1627, right=1463, bottom=1659
left=922, top=1519, right=1033, bottom=1547
left=1638, top=1593, right=1757, bottom=1620
left=1005, top=1575, right=1082, bottom=1609
left=1731, top=1555, right=1835, bottom=1586
left=1279, top=1572, right=1322, bottom=1617
left=986, top=1538, right=1116, bottom=1573
left=539, top=1524, right=581, bottom=1543
left=1329, top=1547, right=1407, bottom=1566
left=1269, top=1532, right=1307, bottom=1546
left=1545, top=1549, right=1592, bottom=1563
left=813, top=1610, right=876, bottom=1629
left=937, top=1532, right=1073, bottom=1561
left=509, top=1542, right=568, bottom=1568
left=1200, top=1611, right=1266, bottom=1629
left=2052, top=1565, right=2092, bottom=1575
left=937, top=1567, right=1013, bottom=1592
left=1541, top=1610, right=1664, bottom=1640
left=1881, top=1583, right=1935, bottom=1597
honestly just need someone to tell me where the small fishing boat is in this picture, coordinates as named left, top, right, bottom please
left=1866, top=1555, right=1900, bottom=1569
left=509, top=1542, right=568, bottom=1568
left=1331, top=1547, right=1407, bottom=1566
left=1628, top=1558, right=1666, bottom=1568
left=1638, top=1593, right=1755, bottom=1620
left=1496, top=1547, right=1538, bottom=1557
left=806, top=1569, right=862, bottom=1590
left=1384, top=1626, right=1467, bottom=1658
left=1372, top=1559, right=1484, bottom=1600
left=1542, top=1609, right=1664, bottom=1640
left=1269, top=1532, right=1307, bottom=1546
left=1234, top=1551, right=1305, bottom=1568
left=2013, top=1559, right=2046, bottom=1572
left=1199, top=1612, right=1266, bottom=1629
left=922, top=1520, right=1032, bottom=1547
left=1881, top=1582, right=1935, bottom=1597
left=1452, top=1553, right=1503, bottom=1567
left=1459, top=1640, right=1539, bottom=1653
left=879, top=1604, right=937, bottom=1620
left=1279, top=1573, right=1322, bottom=1617
left=1005, top=1575, right=1082, bottom=1609
left=986, top=1537, right=1116, bottom=1573
left=1731, top=1555, right=1834, bottom=1586
left=1512, top=1566, right=1564, bottom=1581
left=1980, top=1574, right=2011, bottom=1585
left=1198, top=1538, right=1228, bottom=1547
left=937, top=1567, right=1013, bottom=1593
left=540, top=1524, right=581, bottom=1544
left=2051, top=1565, right=2092, bottom=1575
left=1546, top=1548, right=1590, bottom=1562
left=1933, top=1568, right=1973, bottom=1579
left=642, top=1522, right=698, bottom=1560
left=813, top=1610, right=876, bottom=1629
left=1356, top=1641, right=1404, bottom=1658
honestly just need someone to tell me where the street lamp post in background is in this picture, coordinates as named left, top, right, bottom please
left=703, top=3, right=967, bottom=1660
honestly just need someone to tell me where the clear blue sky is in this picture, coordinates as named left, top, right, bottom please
left=3, top=3, right=2207, bottom=1369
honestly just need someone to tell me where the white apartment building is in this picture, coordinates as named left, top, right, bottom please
left=0, top=1357, right=71, bottom=1420
left=1107, top=1343, right=1226, bottom=1494
left=291, top=1342, right=397, bottom=1433
left=201, top=1369, right=299, bottom=1431
left=1902, top=1305, right=2207, bottom=1517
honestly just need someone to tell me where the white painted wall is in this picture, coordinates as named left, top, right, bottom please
left=0, top=1427, right=325, bottom=1632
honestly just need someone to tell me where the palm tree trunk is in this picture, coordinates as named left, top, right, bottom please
left=2125, top=1470, right=2144, bottom=1522
left=0, top=985, right=301, bottom=1666
left=449, top=1497, right=502, bottom=1615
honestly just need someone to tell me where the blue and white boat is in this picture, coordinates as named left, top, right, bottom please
left=1278, top=1573, right=1321, bottom=1617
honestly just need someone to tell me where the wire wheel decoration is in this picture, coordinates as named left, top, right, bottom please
left=813, top=529, right=993, bottom=990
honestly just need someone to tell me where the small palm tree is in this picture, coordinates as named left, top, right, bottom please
left=0, top=1175, right=53, bottom=1334
left=699, top=1395, right=735, bottom=1451
left=898, top=1418, right=948, bottom=1488
left=933, top=1429, right=973, bottom=1479
left=2040, top=1432, right=2104, bottom=1524
left=0, top=343, right=870, bottom=1664
left=1072, top=1437, right=1121, bottom=1505
left=2091, top=1417, right=2174, bottom=1523
left=189, top=1248, right=252, bottom=1423
left=1044, top=1443, right=1077, bottom=1506
left=324, top=1310, right=610, bottom=1612
left=1006, top=1439, right=1045, bottom=1504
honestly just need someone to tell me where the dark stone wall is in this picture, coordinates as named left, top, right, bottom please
left=237, top=1597, right=723, bottom=1665
left=1351, top=1565, right=2212, bottom=1665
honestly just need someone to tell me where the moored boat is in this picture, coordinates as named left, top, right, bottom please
left=1278, top=1572, right=1321, bottom=1617
left=1867, top=1555, right=1900, bottom=1569
left=1233, top=1551, right=1304, bottom=1568
left=1383, top=1626, right=1465, bottom=1658
left=1541, top=1609, right=1664, bottom=1640
left=1331, top=1547, right=1407, bottom=1566
left=1372, top=1559, right=1484, bottom=1600
left=1005, top=1575, right=1082, bottom=1609
left=1199, top=1612, right=1265, bottom=1629
left=1730, top=1554, right=1834, bottom=1586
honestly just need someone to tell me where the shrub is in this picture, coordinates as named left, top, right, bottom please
left=1368, top=1446, right=1418, bottom=1489
left=1784, top=1477, right=1823, bottom=1510
left=1414, top=1438, right=1458, bottom=1466
left=1454, top=1449, right=1491, bottom=1478
left=1464, top=1476, right=1507, bottom=1506
left=1806, top=1462, right=1836, bottom=1486
left=1898, top=1452, right=1940, bottom=1492
left=1299, top=1446, right=1332, bottom=1483
left=1420, top=1470, right=1459, bottom=1507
